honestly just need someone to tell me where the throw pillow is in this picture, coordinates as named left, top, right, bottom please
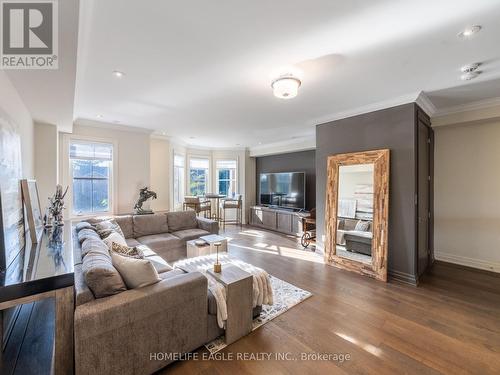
left=355, top=220, right=371, bottom=232
left=93, top=219, right=125, bottom=239
left=75, top=221, right=93, bottom=232
left=103, top=231, right=128, bottom=249
left=77, top=228, right=100, bottom=244
left=82, top=245, right=127, bottom=298
left=110, top=252, right=161, bottom=289
left=110, top=242, right=145, bottom=259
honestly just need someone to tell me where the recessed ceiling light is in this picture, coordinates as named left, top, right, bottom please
left=460, top=72, right=479, bottom=81
left=112, top=70, right=125, bottom=78
left=96, top=114, right=103, bottom=118
left=258, top=142, right=262, bottom=145
left=271, top=74, right=301, bottom=99
left=458, top=25, right=482, bottom=38
left=460, top=63, right=480, bottom=73
left=161, top=131, right=166, bottom=135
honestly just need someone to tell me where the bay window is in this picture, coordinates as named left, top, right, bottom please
left=216, top=160, right=237, bottom=196
left=189, top=158, right=209, bottom=196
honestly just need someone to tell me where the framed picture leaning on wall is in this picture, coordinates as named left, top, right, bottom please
left=21, top=179, right=43, bottom=244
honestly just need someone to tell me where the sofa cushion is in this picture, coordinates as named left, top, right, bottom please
left=136, top=233, right=185, bottom=262
left=136, top=244, right=158, bottom=257
left=82, top=241, right=127, bottom=298
left=125, top=238, right=142, bottom=247
left=171, top=228, right=209, bottom=242
left=167, top=211, right=197, bottom=232
left=114, top=215, right=134, bottom=238
left=159, top=268, right=185, bottom=280
left=111, top=252, right=161, bottom=289
left=145, top=255, right=172, bottom=273
left=133, top=213, right=168, bottom=237
left=136, top=233, right=183, bottom=252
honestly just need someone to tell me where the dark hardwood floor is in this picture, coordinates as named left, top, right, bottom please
left=162, top=226, right=500, bottom=375
left=2, top=225, right=499, bottom=374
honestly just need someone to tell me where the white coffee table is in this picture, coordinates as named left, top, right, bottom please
left=186, top=234, right=228, bottom=258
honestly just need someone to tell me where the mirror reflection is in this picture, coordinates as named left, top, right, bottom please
left=336, top=163, right=374, bottom=264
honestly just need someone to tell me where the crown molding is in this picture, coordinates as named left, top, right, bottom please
left=310, top=92, right=421, bottom=126
left=249, top=135, right=316, bottom=157
left=433, top=96, right=500, bottom=117
left=415, top=91, right=437, bottom=117
left=74, top=118, right=154, bottom=134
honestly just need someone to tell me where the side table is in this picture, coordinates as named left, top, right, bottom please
left=207, top=264, right=253, bottom=344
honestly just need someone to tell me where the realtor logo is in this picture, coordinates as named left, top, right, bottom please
left=1, top=0, right=58, bottom=69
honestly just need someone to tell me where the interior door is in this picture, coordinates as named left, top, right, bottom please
left=417, top=120, right=430, bottom=276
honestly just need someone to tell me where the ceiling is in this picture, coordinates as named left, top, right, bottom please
left=6, top=0, right=79, bottom=132
left=17, top=0, right=500, bottom=147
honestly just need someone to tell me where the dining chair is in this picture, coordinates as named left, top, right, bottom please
left=219, top=194, right=243, bottom=229
left=183, top=196, right=211, bottom=218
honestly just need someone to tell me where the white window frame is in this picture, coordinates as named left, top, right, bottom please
left=215, top=158, right=238, bottom=197
left=62, top=134, right=118, bottom=219
left=187, top=155, right=210, bottom=196
left=172, top=152, right=185, bottom=210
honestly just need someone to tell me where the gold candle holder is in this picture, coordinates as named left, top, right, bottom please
left=213, top=242, right=222, bottom=273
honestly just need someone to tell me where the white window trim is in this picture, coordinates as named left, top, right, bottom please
left=187, top=154, right=211, bottom=196
left=215, top=157, right=239, bottom=196
left=172, top=151, right=185, bottom=210
left=62, top=134, right=119, bottom=219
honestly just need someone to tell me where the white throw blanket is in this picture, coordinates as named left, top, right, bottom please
left=173, top=254, right=273, bottom=328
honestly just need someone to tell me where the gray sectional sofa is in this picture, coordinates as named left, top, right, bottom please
left=73, top=211, right=223, bottom=375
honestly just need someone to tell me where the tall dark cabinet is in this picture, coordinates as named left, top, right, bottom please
left=415, top=107, right=434, bottom=279
left=316, top=103, right=434, bottom=285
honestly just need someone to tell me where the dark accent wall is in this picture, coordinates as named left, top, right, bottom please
left=256, top=150, right=316, bottom=211
left=316, top=103, right=418, bottom=283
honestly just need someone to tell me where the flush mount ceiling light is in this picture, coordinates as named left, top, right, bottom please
left=460, top=63, right=480, bottom=73
left=457, top=25, right=482, bottom=38
left=112, top=70, right=125, bottom=78
left=271, top=74, right=301, bottom=99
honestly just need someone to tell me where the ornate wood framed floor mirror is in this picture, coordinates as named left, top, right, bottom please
left=324, top=149, right=390, bottom=281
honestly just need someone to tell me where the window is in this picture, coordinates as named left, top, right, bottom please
left=189, top=158, right=209, bottom=196
left=70, top=141, right=113, bottom=215
left=216, top=160, right=237, bottom=196
left=173, top=154, right=185, bottom=208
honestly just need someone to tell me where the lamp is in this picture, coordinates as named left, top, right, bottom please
left=213, top=242, right=222, bottom=273
left=271, top=75, right=301, bottom=99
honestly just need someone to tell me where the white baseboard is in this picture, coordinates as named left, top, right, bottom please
left=434, top=251, right=500, bottom=273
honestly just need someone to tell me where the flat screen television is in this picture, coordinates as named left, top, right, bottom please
left=259, top=172, right=306, bottom=210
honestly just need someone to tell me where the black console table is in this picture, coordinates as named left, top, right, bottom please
left=0, top=223, right=74, bottom=374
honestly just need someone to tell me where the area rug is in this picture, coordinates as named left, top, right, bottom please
left=205, top=275, right=312, bottom=353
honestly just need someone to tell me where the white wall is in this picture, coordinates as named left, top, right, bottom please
left=150, top=137, right=170, bottom=212
left=34, top=123, right=58, bottom=210
left=61, top=120, right=151, bottom=215
left=434, top=120, right=500, bottom=273
left=0, top=71, right=34, bottom=178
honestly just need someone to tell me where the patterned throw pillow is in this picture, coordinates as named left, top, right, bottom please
left=93, top=219, right=125, bottom=239
left=110, top=242, right=145, bottom=259
left=355, top=220, right=371, bottom=232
